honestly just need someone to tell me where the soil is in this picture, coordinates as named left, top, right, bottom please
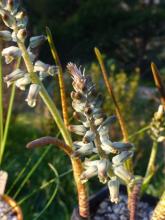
left=92, top=194, right=154, bottom=220
left=0, top=199, right=18, bottom=220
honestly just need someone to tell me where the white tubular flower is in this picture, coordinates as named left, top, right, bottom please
left=72, top=141, right=95, bottom=157
left=80, top=165, right=98, bottom=184
left=68, top=124, right=86, bottom=136
left=99, top=134, right=117, bottom=154
left=0, top=30, right=12, bottom=41
left=15, top=74, right=31, bottom=90
left=97, top=159, right=110, bottom=183
left=112, top=151, right=133, bottom=166
left=17, top=28, right=27, bottom=42
left=0, top=9, right=16, bottom=29
left=15, top=10, right=28, bottom=28
left=4, top=69, right=25, bottom=87
left=29, top=35, right=47, bottom=49
left=84, top=159, right=99, bottom=168
left=2, top=46, right=22, bottom=64
left=34, top=60, right=49, bottom=72
left=108, top=176, right=120, bottom=204
left=111, top=142, right=133, bottom=151
left=113, top=164, right=134, bottom=185
left=25, top=84, right=41, bottom=108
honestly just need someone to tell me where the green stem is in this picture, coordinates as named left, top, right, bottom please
left=0, top=54, right=3, bottom=148
left=142, top=141, right=158, bottom=193
left=16, top=39, right=72, bottom=146
left=0, top=84, right=16, bottom=164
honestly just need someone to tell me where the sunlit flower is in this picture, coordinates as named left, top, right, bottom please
left=25, top=84, right=41, bottom=107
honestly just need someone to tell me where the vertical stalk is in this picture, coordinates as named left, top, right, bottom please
left=142, top=141, right=158, bottom=192
left=0, top=84, right=15, bottom=164
left=151, top=63, right=165, bottom=108
left=71, top=158, right=89, bottom=218
left=94, top=47, right=133, bottom=172
left=0, top=54, right=3, bottom=148
left=46, top=27, right=69, bottom=127
left=16, top=35, right=89, bottom=217
left=0, top=58, right=21, bottom=164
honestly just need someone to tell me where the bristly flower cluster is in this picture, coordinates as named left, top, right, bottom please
left=67, top=63, right=135, bottom=204
left=0, top=0, right=57, bottom=107
left=148, top=105, right=165, bottom=142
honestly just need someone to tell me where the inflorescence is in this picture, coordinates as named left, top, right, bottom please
left=0, top=0, right=57, bottom=107
left=67, top=63, right=135, bottom=204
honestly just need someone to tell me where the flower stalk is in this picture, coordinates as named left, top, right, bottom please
left=0, top=3, right=89, bottom=218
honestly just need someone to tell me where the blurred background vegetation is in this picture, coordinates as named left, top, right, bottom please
left=1, top=0, right=165, bottom=219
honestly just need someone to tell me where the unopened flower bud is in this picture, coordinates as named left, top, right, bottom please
left=25, top=84, right=40, bottom=107
left=68, top=125, right=86, bottom=136
left=1, top=10, right=16, bottom=29
left=29, top=35, right=47, bottom=49
left=112, top=151, right=133, bottom=165
left=2, top=46, right=22, bottom=64
left=108, top=177, right=120, bottom=204
left=113, top=164, right=134, bottom=185
left=5, top=0, right=19, bottom=14
left=80, top=166, right=98, bottom=183
left=16, top=10, right=28, bottom=28
left=17, top=28, right=27, bottom=41
left=4, top=69, right=25, bottom=87
left=15, top=74, right=31, bottom=90
left=0, top=30, right=12, bottom=41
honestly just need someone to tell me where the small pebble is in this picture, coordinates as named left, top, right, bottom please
left=92, top=194, right=154, bottom=220
left=0, top=199, right=18, bottom=220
